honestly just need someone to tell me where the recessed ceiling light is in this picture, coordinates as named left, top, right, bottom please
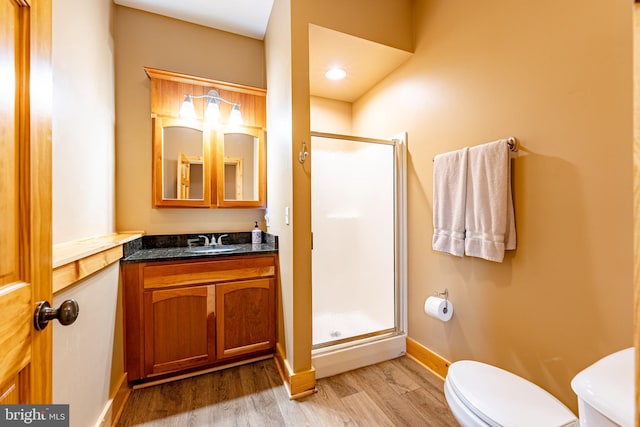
left=325, top=67, right=347, bottom=81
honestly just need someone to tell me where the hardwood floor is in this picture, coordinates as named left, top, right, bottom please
left=116, top=356, right=459, bottom=426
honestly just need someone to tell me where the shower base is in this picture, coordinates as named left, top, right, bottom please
left=313, top=310, right=390, bottom=346
left=312, top=332, right=406, bottom=379
left=312, top=310, right=405, bottom=379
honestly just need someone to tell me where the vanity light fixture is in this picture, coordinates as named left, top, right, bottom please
left=180, top=89, right=242, bottom=125
left=325, top=67, right=347, bottom=81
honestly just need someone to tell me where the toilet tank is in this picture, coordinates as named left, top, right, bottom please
left=571, top=347, right=635, bottom=427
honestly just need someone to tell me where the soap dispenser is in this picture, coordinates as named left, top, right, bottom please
left=252, top=221, right=262, bottom=245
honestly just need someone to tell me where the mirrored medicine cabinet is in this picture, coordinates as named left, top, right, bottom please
left=217, top=126, right=266, bottom=208
left=146, top=67, right=266, bottom=209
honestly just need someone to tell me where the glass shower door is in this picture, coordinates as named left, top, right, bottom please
left=311, top=134, right=398, bottom=348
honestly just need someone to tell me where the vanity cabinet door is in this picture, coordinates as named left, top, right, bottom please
left=143, top=284, right=216, bottom=377
left=215, top=278, right=275, bottom=360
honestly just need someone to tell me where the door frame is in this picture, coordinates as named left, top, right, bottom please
left=24, top=0, right=53, bottom=403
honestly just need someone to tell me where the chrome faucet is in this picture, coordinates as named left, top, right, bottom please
left=216, top=234, right=229, bottom=245
left=197, top=235, right=214, bottom=246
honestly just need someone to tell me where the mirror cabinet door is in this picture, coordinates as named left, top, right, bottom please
left=217, top=126, right=266, bottom=208
left=153, top=117, right=212, bottom=207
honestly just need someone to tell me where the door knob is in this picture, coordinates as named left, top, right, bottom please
left=34, top=299, right=80, bottom=331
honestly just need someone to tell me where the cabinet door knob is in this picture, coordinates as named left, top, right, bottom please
left=33, top=299, right=80, bottom=331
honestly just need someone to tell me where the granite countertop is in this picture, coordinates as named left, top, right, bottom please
left=121, top=232, right=278, bottom=264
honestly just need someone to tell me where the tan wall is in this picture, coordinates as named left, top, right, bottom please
left=294, top=0, right=413, bottom=52
left=264, top=0, right=294, bottom=366
left=51, top=1, right=123, bottom=426
left=352, top=0, right=633, bottom=411
left=52, top=0, right=116, bottom=244
left=267, top=0, right=413, bottom=374
left=310, top=96, right=352, bottom=134
left=115, top=6, right=266, bottom=235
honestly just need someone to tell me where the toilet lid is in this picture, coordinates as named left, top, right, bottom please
left=447, top=360, right=578, bottom=427
left=571, top=347, right=635, bottom=427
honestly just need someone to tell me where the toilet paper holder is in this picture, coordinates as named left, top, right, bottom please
left=433, top=288, right=449, bottom=313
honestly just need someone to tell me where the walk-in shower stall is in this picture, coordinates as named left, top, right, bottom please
left=311, top=132, right=406, bottom=378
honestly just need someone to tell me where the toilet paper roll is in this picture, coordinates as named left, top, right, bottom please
left=424, top=296, right=453, bottom=322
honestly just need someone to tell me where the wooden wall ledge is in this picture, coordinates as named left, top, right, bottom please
left=52, top=232, right=142, bottom=294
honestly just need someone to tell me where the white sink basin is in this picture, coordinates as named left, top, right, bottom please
left=186, top=245, right=238, bottom=254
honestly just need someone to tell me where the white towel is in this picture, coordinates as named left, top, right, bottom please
left=432, top=147, right=468, bottom=257
left=464, top=139, right=516, bottom=262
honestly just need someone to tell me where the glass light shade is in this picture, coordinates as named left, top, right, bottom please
left=179, top=95, right=196, bottom=119
left=205, top=100, right=221, bottom=123
left=229, top=104, right=243, bottom=126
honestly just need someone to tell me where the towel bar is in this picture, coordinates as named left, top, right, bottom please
left=432, top=137, right=518, bottom=162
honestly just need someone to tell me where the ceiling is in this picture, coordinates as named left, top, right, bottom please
left=308, top=25, right=412, bottom=103
left=113, top=0, right=274, bottom=40
left=115, top=0, right=412, bottom=102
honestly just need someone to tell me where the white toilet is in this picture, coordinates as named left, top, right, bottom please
left=444, top=347, right=635, bottom=427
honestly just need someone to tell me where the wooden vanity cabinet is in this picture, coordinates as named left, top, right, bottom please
left=122, top=255, right=276, bottom=382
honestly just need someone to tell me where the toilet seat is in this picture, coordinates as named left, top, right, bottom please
left=446, top=360, right=578, bottom=427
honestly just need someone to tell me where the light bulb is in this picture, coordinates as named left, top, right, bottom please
left=179, top=94, right=196, bottom=119
left=325, top=67, right=347, bottom=81
left=205, top=100, right=221, bottom=123
left=229, top=104, right=243, bottom=126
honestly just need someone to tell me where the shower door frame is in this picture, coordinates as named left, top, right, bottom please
left=310, top=131, right=407, bottom=373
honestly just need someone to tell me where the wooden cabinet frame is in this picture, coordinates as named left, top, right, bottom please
left=122, top=255, right=277, bottom=382
left=152, top=117, right=214, bottom=208
left=145, top=67, right=267, bottom=209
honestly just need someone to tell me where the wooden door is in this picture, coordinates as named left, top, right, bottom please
left=143, top=285, right=216, bottom=377
left=178, top=152, right=191, bottom=199
left=0, top=0, right=52, bottom=404
left=215, top=278, right=275, bottom=360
